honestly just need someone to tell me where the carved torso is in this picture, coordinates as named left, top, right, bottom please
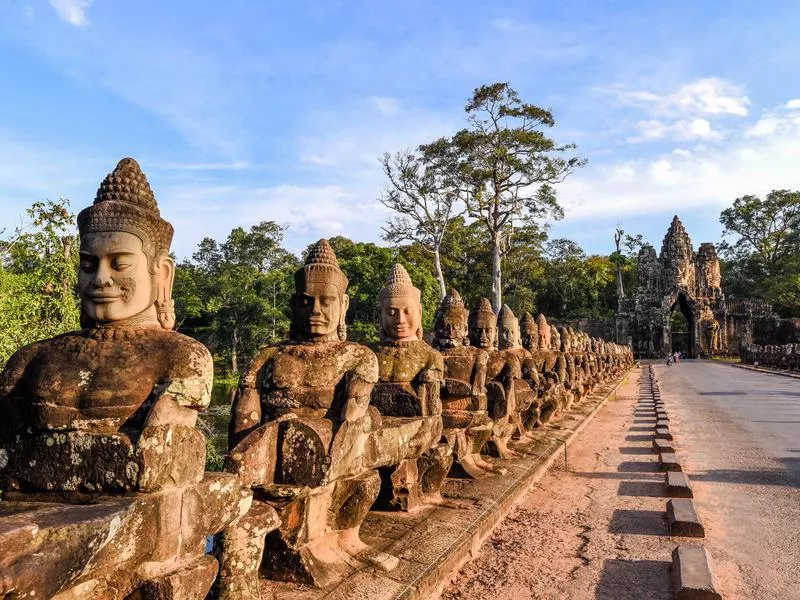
left=371, top=340, right=443, bottom=417
left=440, top=345, right=487, bottom=412
left=247, top=341, right=378, bottom=421
left=0, top=327, right=212, bottom=437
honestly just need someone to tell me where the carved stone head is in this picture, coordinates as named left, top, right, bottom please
left=433, top=288, right=469, bottom=349
left=379, top=263, right=422, bottom=342
left=519, top=312, right=539, bottom=352
left=550, top=325, right=561, bottom=352
left=558, top=326, right=571, bottom=352
left=469, top=298, right=497, bottom=350
left=536, top=314, right=551, bottom=350
left=77, top=158, right=175, bottom=329
left=291, top=239, right=349, bottom=342
left=497, top=305, right=521, bottom=350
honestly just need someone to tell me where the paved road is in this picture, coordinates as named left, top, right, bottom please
left=657, top=361, right=800, bottom=599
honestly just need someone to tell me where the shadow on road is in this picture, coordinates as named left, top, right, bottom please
left=617, top=481, right=666, bottom=498
left=691, top=459, right=800, bottom=488
left=625, top=434, right=654, bottom=442
left=618, top=447, right=654, bottom=455
left=617, top=461, right=659, bottom=473
left=608, top=509, right=668, bottom=536
left=595, top=559, right=672, bottom=600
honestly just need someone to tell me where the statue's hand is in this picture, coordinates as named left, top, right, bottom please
left=342, top=396, right=369, bottom=422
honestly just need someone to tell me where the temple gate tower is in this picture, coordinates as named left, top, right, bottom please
left=615, top=216, right=727, bottom=358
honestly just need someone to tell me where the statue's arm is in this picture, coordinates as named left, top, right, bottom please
left=473, top=350, right=488, bottom=396
left=144, top=339, right=214, bottom=429
left=229, top=347, right=275, bottom=447
left=416, top=350, right=444, bottom=416
left=343, top=347, right=379, bottom=422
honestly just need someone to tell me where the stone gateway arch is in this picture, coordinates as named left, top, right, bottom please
left=615, top=216, right=728, bottom=359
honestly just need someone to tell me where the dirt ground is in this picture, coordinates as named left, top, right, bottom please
left=441, top=370, right=677, bottom=600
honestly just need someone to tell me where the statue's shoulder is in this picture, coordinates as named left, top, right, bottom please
left=1, top=329, right=84, bottom=370
left=339, top=341, right=378, bottom=381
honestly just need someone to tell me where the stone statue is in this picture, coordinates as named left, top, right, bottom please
left=468, top=298, right=518, bottom=458
left=432, top=289, right=504, bottom=478
left=550, top=325, right=575, bottom=411
left=496, top=305, right=541, bottom=442
left=559, top=326, right=585, bottom=402
left=0, top=158, right=249, bottom=599
left=529, top=314, right=568, bottom=423
left=370, top=264, right=453, bottom=510
left=224, top=239, right=397, bottom=592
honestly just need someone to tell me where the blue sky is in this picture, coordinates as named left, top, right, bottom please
left=1, top=1, right=800, bottom=261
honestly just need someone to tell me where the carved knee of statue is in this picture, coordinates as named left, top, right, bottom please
left=417, top=442, right=453, bottom=499
left=538, top=389, right=560, bottom=425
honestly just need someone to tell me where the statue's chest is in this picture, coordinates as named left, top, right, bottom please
left=376, top=351, right=428, bottom=382
left=486, top=354, right=512, bottom=380
left=268, top=350, right=348, bottom=390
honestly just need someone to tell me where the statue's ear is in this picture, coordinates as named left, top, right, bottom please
left=155, top=255, right=176, bottom=330
left=341, top=293, right=350, bottom=322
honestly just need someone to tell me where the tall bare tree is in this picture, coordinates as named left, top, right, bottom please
left=379, top=148, right=464, bottom=298
left=428, top=83, right=585, bottom=311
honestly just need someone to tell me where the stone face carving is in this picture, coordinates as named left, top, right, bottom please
left=370, top=264, right=453, bottom=510
left=0, top=158, right=249, bottom=600
left=224, top=240, right=397, bottom=592
left=661, top=215, right=695, bottom=292
left=432, top=289, right=503, bottom=478
left=696, top=242, right=722, bottom=295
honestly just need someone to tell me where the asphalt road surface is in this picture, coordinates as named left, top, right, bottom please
left=656, top=361, right=800, bottom=599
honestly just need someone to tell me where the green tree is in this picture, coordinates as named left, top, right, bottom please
left=174, top=222, right=299, bottom=376
left=425, top=82, right=585, bottom=311
left=719, top=190, right=800, bottom=315
left=0, top=199, right=80, bottom=363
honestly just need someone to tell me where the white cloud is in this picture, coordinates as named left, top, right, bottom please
left=49, top=0, right=92, bottom=27
left=560, top=112, right=800, bottom=222
left=161, top=183, right=388, bottom=258
left=629, top=117, right=720, bottom=142
left=785, top=99, right=800, bottom=109
left=610, top=77, right=750, bottom=118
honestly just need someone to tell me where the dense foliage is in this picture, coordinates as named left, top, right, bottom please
left=719, top=190, right=800, bottom=316
left=0, top=199, right=80, bottom=364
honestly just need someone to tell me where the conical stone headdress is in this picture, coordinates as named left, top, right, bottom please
left=520, top=312, right=536, bottom=332
left=536, top=313, right=551, bottom=349
left=441, top=288, right=464, bottom=310
left=497, top=304, right=517, bottom=326
left=469, top=297, right=496, bottom=326
left=296, top=239, right=348, bottom=293
left=379, top=263, right=421, bottom=302
left=77, top=158, right=173, bottom=262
